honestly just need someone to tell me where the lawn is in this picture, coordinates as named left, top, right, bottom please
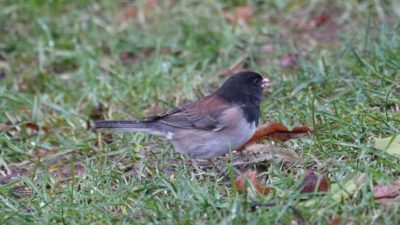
left=0, top=0, right=399, bottom=224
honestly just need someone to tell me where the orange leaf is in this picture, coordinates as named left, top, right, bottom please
left=298, top=168, right=330, bottom=193
left=235, top=169, right=271, bottom=195
left=239, top=122, right=313, bottom=150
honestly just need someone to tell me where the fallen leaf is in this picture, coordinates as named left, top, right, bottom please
left=234, top=144, right=300, bottom=165
left=373, top=178, right=400, bottom=205
left=330, top=173, right=366, bottom=203
left=374, top=135, right=400, bottom=156
left=222, top=5, right=253, bottom=24
left=235, top=169, right=271, bottom=195
left=302, top=173, right=365, bottom=207
left=195, top=144, right=300, bottom=168
left=241, top=122, right=313, bottom=149
left=298, top=168, right=330, bottom=193
left=279, top=53, right=299, bottom=69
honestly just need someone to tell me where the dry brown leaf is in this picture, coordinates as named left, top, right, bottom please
left=234, top=144, right=300, bottom=165
left=373, top=178, right=400, bottom=205
left=298, top=168, right=330, bottom=193
left=235, top=169, right=271, bottom=195
left=195, top=144, right=300, bottom=168
left=241, top=122, right=313, bottom=149
left=222, top=6, right=253, bottom=24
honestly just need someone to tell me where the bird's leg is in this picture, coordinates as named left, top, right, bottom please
left=189, top=159, right=200, bottom=170
left=189, top=159, right=207, bottom=178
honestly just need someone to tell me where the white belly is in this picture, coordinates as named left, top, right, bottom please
left=171, top=120, right=256, bottom=159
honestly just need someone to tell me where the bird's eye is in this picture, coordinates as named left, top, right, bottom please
left=253, top=78, right=261, bottom=85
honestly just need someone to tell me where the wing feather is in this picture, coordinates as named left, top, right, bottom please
left=149, top=96, right=232, bottom=130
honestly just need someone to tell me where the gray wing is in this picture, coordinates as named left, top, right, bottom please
left=151, top=96, right=233, bottom=131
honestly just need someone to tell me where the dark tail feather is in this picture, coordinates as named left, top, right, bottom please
left=94, top=120, right=149, bottom=132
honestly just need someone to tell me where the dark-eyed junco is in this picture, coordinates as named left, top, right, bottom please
left=94, top=71, right=270, bottom=159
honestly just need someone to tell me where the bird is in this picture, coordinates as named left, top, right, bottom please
left=94, top=71, right=270, bottom=159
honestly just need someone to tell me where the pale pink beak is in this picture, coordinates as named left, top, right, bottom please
left=261, top=77, right=270, bottom=88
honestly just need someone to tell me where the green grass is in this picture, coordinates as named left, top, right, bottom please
left=1, top=0, right=400, bottom=224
